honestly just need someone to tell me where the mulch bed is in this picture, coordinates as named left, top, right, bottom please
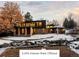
left=0, top=46, right=79, bottom=57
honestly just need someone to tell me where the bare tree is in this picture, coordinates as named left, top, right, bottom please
left=52, top=20, right=59, bottom=26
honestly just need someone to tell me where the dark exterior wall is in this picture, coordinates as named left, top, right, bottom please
left=14, top=20, right=46, bottom=36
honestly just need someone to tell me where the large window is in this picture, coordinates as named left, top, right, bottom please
left=36, top=22, right=39, bottom=26
left=39, top=22, right=42, bottom=26
left=22, top=23, right=25, bottom=27
left=22, top=28, right=25, bottom=34
left=33, top=28, right=37, bottom=34
left=46, top=26, right=54, bottom=28
left=17, top=23, right=21, bottom=27
left=31, top=22, right=35, bottom=27
left=36, top=22, right=42, bottom=27
left=26, top=23, right=30, bottom=27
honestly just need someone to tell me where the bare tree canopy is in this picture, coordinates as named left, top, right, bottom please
left=52, top=20, right=59, bottom=26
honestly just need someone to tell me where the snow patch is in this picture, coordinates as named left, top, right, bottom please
left=0, top=39, right=12, bottom=45
left=70, top=45, right=79, bottom=54
left=2, top=34, right=74, bottom=41
left=0, top=48, right=8, bottom=55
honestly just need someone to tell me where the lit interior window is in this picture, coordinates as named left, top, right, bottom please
left=39, top=22, right=42, bottom=26
left=31, top=22, right=35, bottom=27
left=22, top=28, right=24, bottom=34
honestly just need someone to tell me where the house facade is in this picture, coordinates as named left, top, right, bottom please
left=13, top=20, right=65, bottom=36
left=14, top=20, right=46, bottom=36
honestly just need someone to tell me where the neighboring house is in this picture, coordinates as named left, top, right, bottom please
left=46, top=25, right=65, bottom=34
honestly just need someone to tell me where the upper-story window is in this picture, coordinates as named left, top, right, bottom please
left=31, top=22, right=35, bottom=27
left=22, top=23, right=25, bottom=27
left=17, top=22, right=21, bottom=27
left=36, top=22, right=42, bottom=27
left=22, top=28, right=24, bottom=34
left=39, top=22, right=42, bottom=26
left=26, top=23, right=30, bottom=27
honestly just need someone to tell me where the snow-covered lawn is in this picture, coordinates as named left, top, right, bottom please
left=0, top=39, right=12, bottom=45
left=0, top=48, right=8, bottom=55
left=70, top=45, right=79, bottom=54
left=0, top=33, right=79, bottom=56
left=2, top=34, right=74, bottom=41
left=69, top=41, right=79, bottom=54
left=0, top=40, right=12, bottom=55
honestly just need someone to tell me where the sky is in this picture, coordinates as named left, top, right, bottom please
left=0, top=1, right=79, bottom=26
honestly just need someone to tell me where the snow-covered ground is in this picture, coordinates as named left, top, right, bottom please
left=0, top=40, right=12, bottom=55
left=2, top=34, right=55, bottom=40
left=70, top=45, right=79, bottom=54
left=2, top=34, right=74, bottom=41
left=0, top=33, right=79, bottom=55
left=0, top=39, right=12, bottom=45
left=70, top=41, right=79, bottom=45
left=0, top=48, right=8, bottom=55
left=69, top=41, right=79, bottom=54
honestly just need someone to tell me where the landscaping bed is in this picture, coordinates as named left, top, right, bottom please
left=0, top=46, right=79, bottom=57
